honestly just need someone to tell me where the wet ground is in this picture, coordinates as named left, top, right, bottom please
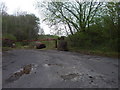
left=2, top=49, right=118, bottom=88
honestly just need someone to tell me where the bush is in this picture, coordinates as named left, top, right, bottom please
left=2, top=34, right=16, bottom=47
left=68, top=32, right=93, bottom=48
left=67, top=28, right=118, bottom=52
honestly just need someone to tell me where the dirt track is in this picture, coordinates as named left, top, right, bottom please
left=2, top=49, right=118, bottom=88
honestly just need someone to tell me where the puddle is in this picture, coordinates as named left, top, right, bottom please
left=61, top=73, right=80, bottom=80
left=44, top=63, right=62, bottom=67
left=6, top=64, right=38, bottom=82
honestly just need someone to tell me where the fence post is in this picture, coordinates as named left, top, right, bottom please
left=57, top=36, right=68, bottom=51
left=55, top=40, right=57, bottom=48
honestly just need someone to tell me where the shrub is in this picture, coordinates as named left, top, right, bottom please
left=2, top=34, right=16, bottom=47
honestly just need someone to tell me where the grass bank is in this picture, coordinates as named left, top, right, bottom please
left=2, top=47, right=14, bottom=51
left=68, top=47, right=119, bottom=58
left=2, top=40, right=57, bottom=51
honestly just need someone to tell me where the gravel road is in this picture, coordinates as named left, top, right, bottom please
left=2, top=49, right=118, bottom=88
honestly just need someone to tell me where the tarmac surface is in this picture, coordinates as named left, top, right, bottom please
left=2, top=49, right=118, bottom=88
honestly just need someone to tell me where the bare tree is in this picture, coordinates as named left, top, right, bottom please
left=36, top=1, right=103, bottom=36
left=0, top=2, right=7, bottom=15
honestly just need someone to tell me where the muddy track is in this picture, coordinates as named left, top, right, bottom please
left=2, top=49, right=118, bottom=88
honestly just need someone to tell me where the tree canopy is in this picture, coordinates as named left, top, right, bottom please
left=36, top=1, right=119, bottom=52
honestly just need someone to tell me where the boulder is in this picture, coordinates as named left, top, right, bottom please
left=35, top=43, right=46, bottom=49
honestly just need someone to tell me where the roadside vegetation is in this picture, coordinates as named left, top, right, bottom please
left=36, top=1, right=119, bottom=58
left=1, top=2, right=40, bottom=50
left=1, top=1, right=119, bottom=58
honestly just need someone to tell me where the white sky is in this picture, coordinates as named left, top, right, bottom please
left=1, top=0, right=51, bottom=35
left=1, top=0, right=116, bottom=35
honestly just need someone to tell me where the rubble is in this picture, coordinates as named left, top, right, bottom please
left=6, top=64, right=36, bottom=82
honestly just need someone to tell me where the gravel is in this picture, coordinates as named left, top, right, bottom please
left=2, top=49, right=118, bottom=88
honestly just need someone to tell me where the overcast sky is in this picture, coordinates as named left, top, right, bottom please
left=1, top=0, right=116, bottom=35
left=1, top=0, right=51, bottom=34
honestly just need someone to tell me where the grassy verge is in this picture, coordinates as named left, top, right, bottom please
left=40, top=41, right=56, bottom=50
left=2, top=45, right=33, bottom=51
left=2, top=47, right=14, bottom=51
left=2, top=40, right=57, bottom=51
left=69, top=47, right=119, bottom=58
